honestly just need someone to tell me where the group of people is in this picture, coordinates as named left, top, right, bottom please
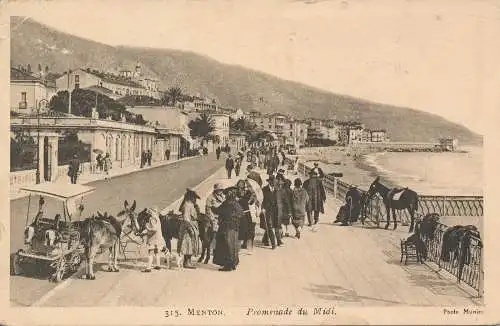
left=140, top=150, right=153, bottom=168
left=140, top=145, right=330, bottom=272
left=95, top=153, right=113, bottom=178
left=224, top=151, right=245, bottom=179
left=245, top=147, right=290, bottom=176
left=215, top=145, right=232, bottom=160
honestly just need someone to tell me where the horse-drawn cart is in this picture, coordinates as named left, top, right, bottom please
left=13, top=183, right=95, bottom=282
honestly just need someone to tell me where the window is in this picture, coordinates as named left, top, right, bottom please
left=290, top=132, right=293, bottom=136
left=75, top=75, right=80, bottom=89
left=21, top=92, right=27, bottom=102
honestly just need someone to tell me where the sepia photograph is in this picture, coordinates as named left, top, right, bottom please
left=1, top=0, right=499, bottom=325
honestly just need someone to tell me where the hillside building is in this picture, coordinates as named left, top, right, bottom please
left=10, top=67, right=57, bottom=114
left=209, top=113, right=230, bottom=147
left=55, top=64, right=161, bottom=100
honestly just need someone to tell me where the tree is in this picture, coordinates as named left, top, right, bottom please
left=48, top=89, right=148, bottom=125
left=188, top=113, right=215, bottom=141
left=229, top=117, right=256, bottom=132
left=163, top=86, right=183, bottom=107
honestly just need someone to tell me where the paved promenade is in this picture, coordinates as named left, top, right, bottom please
left=16, top=163, right=481, bottom=308
left=10, top=154, right=224, bottom=306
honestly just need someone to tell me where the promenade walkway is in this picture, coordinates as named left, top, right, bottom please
left=30, top=163, right=481, bottom=308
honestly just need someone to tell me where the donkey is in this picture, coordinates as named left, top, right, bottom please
left=118, top=201, right=205, bottom=262
left=75, top=211, right=123, bottom=280
left=196, top=212, right=215, bottom=264
left=366, top=176, right=419, bottom=232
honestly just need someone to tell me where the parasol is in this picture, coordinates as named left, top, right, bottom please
left=246, top=178, right=263, bottom=224
left=93, top=148, right=104, bottom=155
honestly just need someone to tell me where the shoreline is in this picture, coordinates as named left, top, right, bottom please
left=299, top=146, right=482, bottom=196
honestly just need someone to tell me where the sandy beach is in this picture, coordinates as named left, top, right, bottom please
left=298, top=146, right=483, bottom=229
left=299, top=146, right=483, bottom=196
left=298, top=147, right=396, bottom=191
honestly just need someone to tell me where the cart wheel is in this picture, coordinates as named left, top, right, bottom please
left=51, top=258, right=66, bottom=283
left=52, top=267, right=64, bottom=282
left=12, top=252, right=23, bottom=276
left=70, top=254, right=82, bottom=272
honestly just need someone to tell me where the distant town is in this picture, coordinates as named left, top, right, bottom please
left=10, top=61, right=458, bottom=188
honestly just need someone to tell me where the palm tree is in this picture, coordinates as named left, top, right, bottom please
left=188, top=113, right=215, bottom=144
left=166, top=86, right=183, bottom=107
left=230, top=117, right=256, bottom=132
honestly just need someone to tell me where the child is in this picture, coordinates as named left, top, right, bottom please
left=141, top=206, right=165, bottom=272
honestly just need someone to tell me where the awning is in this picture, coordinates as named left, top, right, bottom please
left=20, top=183, right=96, bottom=201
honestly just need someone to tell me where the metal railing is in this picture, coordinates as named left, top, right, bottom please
left=422, top=223, right=483, bottom=294
left=293, top=159, right=483, bottom=296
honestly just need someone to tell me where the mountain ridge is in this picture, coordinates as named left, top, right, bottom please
left=10, top=17, right=482, bottom=145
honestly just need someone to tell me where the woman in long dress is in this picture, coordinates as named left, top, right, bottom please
left=236, top=180, right=257, bottom=254
left=178, top=189, right=201, bottom=269
left=291, top=178, right=309, bottom=239
left=212, top=187, right=244, bottom=271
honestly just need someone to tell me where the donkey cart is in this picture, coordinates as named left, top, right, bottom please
left=13, top=183, right=95, bottom=282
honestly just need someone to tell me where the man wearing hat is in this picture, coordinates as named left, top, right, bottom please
left=225, top=154, right=235, bottom=179
left=311, top=162, right=325, bottom=178
left=141, top=206, right=166, bottom=272
left=303, top=169, right=327, bottom=226
left=260, top=174, right=282, bottom=248
left=68, top=153, right=81, bottom=184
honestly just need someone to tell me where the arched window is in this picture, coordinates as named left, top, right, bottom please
left=128, top=136, right=131, bottom=161
left=135, top=136, right=139, bottom=157
left=115, top=137, right=120, bottom=161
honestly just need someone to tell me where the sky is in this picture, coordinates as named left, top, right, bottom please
left=4, top=0, right=500, bottom=134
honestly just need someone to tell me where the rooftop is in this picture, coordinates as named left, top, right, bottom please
left=10, top=67, right=56, bottom=88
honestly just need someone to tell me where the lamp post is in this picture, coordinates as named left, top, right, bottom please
left=35, top=99, right=48, bottom=184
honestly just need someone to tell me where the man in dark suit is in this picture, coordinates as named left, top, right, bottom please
left=260, top=175, right=282, bottom=249
left=68, top=154, right=81, bottom=184
left=225, top=155, right=235, bottom=179
left=312, top=162, right=325, bottom=178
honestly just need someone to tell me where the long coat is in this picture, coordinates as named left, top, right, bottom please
left=179, top=201, right=200, bottom=256
left=345, top=187, right=362, bottom=221
left=260, top=185, right=279, bottom=228
left=276, top=186, right=293, bottom=225
left=212, top=199, right=243, bottom=268
left=226, top=158, right=234, bottom=170
left=292, top=188, right=309, bottom=227
left=303, top=177, right=326, bottom=214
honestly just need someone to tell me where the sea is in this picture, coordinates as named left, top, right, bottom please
left=362, top=146, right=483, bottom=196
left=308, top=145, right=483, bottom=228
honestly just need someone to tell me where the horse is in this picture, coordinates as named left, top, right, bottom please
left=440, top=225, right=479, bottom=264
left=75, top=210, right=124, bottom=280
left=365, top=176, right=419, bottom=232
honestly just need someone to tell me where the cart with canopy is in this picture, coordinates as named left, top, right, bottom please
left=13, top=183, right=95, bottom=282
